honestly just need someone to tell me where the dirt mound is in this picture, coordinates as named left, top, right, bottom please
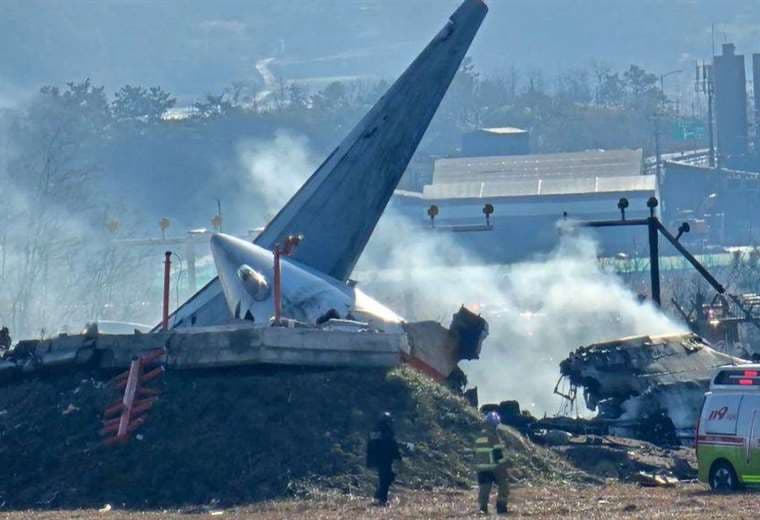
left=0, top=365, right=575, bottom=509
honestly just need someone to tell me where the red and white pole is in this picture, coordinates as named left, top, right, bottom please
left=162, top=251, right=172, bottom=330
left=117, top=356, right=142, bottom=441
left=272, top=235, right=302, bottom=324
left=273, top=246, right=282, bottom=323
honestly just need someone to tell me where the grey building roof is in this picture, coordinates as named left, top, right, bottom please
left=433, top=148, right=643, bottom=184
left=421, top=174, right=656, bottom=200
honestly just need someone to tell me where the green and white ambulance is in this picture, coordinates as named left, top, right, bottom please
left=697, top=364, right=760, bottom=490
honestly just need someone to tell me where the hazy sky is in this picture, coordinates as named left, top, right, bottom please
left=2, top=0, right=759, bottom=106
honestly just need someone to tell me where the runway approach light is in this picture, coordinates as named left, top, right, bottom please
left=282, top=234, right=303, bottom=255
left=647, top=197, right=659, bottom=217
left=159, top=217, right=171, bottom=239
left=676, top=222, right=691, bottom=242
left=617, top=198, right=629, bottom=220
left=427, top=205, right=439, bottom=228
left=106, top=219, right=120, bottom=234
left=483, top=203, right=494, bottom=226
left=211, top=214, right=223, bottom=232
left=273, top=234, right=304, bottom=322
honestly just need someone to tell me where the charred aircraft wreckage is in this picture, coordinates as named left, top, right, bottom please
left=0, top=0, right=490, bottom=383
left=558, top=332, right=749, bottom=444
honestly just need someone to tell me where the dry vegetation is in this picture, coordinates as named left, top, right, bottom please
left=0, top=366, right=577, bottom=509
left=1, top=483, right=757, bottom=519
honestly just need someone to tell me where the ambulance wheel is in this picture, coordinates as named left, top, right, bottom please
left=709, top=460, right=739, bottom=492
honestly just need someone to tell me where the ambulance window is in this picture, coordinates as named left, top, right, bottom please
left=702, top=394, right=742, bottom=435
left=714, top=369, right=760, bottom=386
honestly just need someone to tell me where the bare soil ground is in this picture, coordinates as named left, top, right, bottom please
left=1, top=482, right=757, bottom=519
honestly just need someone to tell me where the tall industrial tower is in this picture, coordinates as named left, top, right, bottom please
left=713, top=43, right=749, bottom=167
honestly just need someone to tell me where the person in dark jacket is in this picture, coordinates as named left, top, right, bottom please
left=0, top=327, right=10, bottom=350
left=366, top=411, right=401, bottom=505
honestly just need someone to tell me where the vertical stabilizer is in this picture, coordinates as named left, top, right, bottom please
left=167, top=0, right=488, bottom=328
left=255, top=0, right=488, bottom=280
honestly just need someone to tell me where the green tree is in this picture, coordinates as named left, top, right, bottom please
left=623, top=65, right=661, bottom=111
left=112, top=85, right=176, bottom=123
left=445, top=57, right=481, bottom=128
left=595, top=71, right=626, bottom=107
left=37, top=78, right=111, bottom=136
left=193, top=93, right=235, bottom=118
left=4, top=79, right=107, bottom=335
left=556, top=68, right=592, bottom=105
left=311, top=81, right=348, bottom=114
left=287, top=83, right=309, bottom=112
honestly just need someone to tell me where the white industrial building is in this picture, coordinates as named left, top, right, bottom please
left=393, top=148, right=657, bottom=261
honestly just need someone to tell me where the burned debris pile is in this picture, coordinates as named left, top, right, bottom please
left=556, top=333, right=747, bottom=444
left=0, top=366, right=571, bottom=509
left=548, top=435, right=697, bottom=482
left=478, top=400, right=697, bottom=482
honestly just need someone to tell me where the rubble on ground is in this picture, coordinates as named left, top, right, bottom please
left=548, top=435, right=697, bottom=482
left=480, top=399, right=697, bottom=484
left=631, top=471, right=679, bottom=487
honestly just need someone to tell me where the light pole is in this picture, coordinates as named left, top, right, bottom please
left=655, top=70, right=683, bottom=178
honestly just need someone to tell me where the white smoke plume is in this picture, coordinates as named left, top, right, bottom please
left=233, top=133, right=686, bottom=417
left=357, top=212, right=687, bottom=416
left=237, top=131, right=316, bottom=222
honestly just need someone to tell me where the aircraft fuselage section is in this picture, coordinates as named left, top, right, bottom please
left=210, top=233, right=402, bottom=327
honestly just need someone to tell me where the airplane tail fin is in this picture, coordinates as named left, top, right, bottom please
left=253, top=0, right=488, bottom=281
left=165, top=0, right=488, bottom=328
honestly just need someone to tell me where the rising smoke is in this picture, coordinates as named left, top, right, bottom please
left=358, top=212, right=687, bottom=416
left=465, top=233, right=686, bottom=415
left=238, top=133, right=687, bottom=416
left=237, top=130, right=316, bottom=222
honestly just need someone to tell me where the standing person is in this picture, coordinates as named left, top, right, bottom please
left=366, top=411, right=401, bottom=506
left=474, top=411, right=510, bottom=514
left=0, top=327, right=11, bottom=351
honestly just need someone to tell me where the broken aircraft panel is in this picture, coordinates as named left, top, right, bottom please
left=558, top=333, right=749, bottom=443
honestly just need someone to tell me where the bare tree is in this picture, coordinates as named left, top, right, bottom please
left=3, top=80, right=107, bottom=336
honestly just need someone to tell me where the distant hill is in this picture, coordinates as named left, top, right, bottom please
left=2, top=0, right=759, bottom=103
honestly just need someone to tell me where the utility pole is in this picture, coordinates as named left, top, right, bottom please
left=647, top=198, right=661, bottom=306
left=706, top=65, right=715, bottom=167
left=753, top=54, right=760, bottom=155
left=654, top=115, right=662, bottom=178
left=162, top=252, right=172, bottom=330
left=184, top=235, right=197, bottom=293
left=216, top=199, right=223, bottom=233
left=656, top=70, right=683, bottom=177
left=696, top=62, right=716, bottom=167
